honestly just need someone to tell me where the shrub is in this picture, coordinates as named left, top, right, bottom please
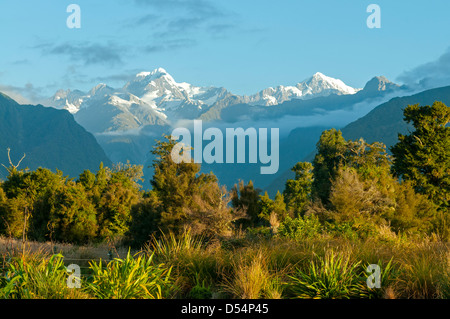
left=246, top=226, right=273, bottom=239
left=184, top=183, right=242, bottom=238
left=329, top=166, right=393, bottom=223
left=127, top=191, right=161, bottom=247
left=46, top=181, right=98, bottom=244
left=278, top=215, right=323, bottom=240
left=187, top=276, right=213, bottom=299
left=147, top=231, right=221, bottom=296
left=286, top=251, right=366, bottom=299
left=86, top=250, right=174, bottom=299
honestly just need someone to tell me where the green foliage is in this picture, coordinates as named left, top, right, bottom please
left=397, top=246, right=446, bottom=299
left=277, top=215, right=323, bottom=240
left=258, top=191, right=287, bottom=225
left=0, top=162, right=144, bottom=244
left=329, top=166, right=393, bottom=223
left=1, top=228, right=449, bottom=299
left=246, top=226, right=273, bottom=239
left=0, top=168, right=64, bottom=240
left=78, top=169, right=96, bottom=190
left=283, top=162, right=313, bottom=217
left=312, top=129, right=392, bottom=207
left=325, top=222, right=361, bottom=240
left=150, top=136, right=228, bottom=236
left=326, top=164, right=440, bottom=239
left=0, top=196, right=28, bottom=238
left=184, top=182, right=239, bottom=238
left=431, top=210, right=450, bottom=241
left=58, top=162, right=143, bottom=242
left=364, top=259, right=399, bottom=299
left=0, top=253, right=86, bottom=299
left=187, top=277, right=213, bottom=299
left=0, top=185, right=6, bottom=230
left=46, top=181, right=98, bottom=244
left=86, top=250, right=174, bottom=299
left=231, top=180, right=261, bottom=227
left=149, top=230, right=205, bottom=262
left=286, top=251, right=366, bottom=299
left=312, top=129, right=347, bottom=204
left=95, top=162, right=143, bottom=239
left=147, top=230, right=221, bottom=296
left=343, top=139, right=392, bottom=181
left=127, top=191, right=162, bottom=247
left=384, top=180, right=438, bottom=235
left=150, top=136, right=200, bottom=233
left=307, top=129, right=442, bottom=239
left=391, top=101, right=450, bottom=210
left=258, top=192, right=273, bottom=223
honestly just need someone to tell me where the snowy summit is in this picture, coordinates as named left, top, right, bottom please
left=46, top=68, right=361, bottom=116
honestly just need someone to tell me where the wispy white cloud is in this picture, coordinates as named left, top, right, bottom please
left=130, top=0, right=239, bottom=52
left=0, top=82, right=48, bottom=105
left=144, top=38, right=196, bottom=53
left=397, top=47, right=450, bottom=90
left=36, top=42, right=125, bottom=66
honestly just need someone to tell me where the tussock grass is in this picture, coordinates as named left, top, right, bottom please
left=1, top=232, right=449, bottom=299
left=144, top=230, right=224, bottom=297
left=0, top=249, right=90, bottom=299
left=221, top=249, right=283, bottom=299
left=285, top=250, right=366, bottom=299
left=86, top=250, right=175, bottom=299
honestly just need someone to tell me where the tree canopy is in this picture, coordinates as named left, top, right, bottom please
left=391, top=101, right=450, bottom=210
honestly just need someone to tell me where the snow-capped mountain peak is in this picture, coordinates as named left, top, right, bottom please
left=245, top=72, right=360, bottom=106
left=44, top=88, right=86, bottom=113
left=311, top=72, right=327, bottom=79
left=46, top=68, right=364, bottom=120
left=89, top=83, right=115, bottom=98
left=136, top=71, right=150, bottom=77
left=132, top=68, right=175, bottom=85
left=299, top=72, right=359, bottom=96
left=123, top=68, right=181, bottom=101
left=120, top=68, right=228, bottom=112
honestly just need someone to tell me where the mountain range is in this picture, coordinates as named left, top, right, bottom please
left=44, top=68, right=368, bottom=133
left=2, top=68, right=446, bottom=197
left=41, top=69, right=409, bottom=190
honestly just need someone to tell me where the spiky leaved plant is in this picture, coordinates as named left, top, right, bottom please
left=86, top=250, right=174, bottom=299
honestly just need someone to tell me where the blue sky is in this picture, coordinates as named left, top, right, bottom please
left=1, top=0, right=450, bottom=103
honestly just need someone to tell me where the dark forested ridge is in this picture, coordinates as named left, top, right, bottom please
left=0, top=92, right=111, bottom=179
left=342, top=85, right=450, bottom=146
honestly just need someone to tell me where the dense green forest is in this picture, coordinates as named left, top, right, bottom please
left=0, top=101, right=449, bottom=299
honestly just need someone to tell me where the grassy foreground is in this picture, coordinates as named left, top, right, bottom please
left=1, top=229, right=449, bottom=300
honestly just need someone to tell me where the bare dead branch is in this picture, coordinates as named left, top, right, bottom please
left=1, top=148, right=26, bottom=173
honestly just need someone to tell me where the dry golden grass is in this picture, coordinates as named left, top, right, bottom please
left=0, top=236, right=135, bottom=266
left=222, top=249, right=283, bottom=299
